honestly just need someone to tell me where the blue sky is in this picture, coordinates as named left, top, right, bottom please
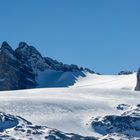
left=0, top=0, right=140, bottom=74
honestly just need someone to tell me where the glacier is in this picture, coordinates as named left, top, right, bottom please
left=0, top=72, right=139, bottom=139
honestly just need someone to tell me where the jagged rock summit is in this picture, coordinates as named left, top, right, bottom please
left=15, top=42, right=51, bottom=72
left=0, top=41, right=94, bottom=91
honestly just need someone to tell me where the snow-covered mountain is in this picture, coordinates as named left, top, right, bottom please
left=0, top=41, right=140, bottom=139
left=0, top=41, right=94, bottom=90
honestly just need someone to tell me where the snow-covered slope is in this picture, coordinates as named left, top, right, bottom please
left=0, top=73, right=139, bottom=139
left=74, top=72, right=137, bottom=90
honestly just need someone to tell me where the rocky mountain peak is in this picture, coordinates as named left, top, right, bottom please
left=18, top=42, right=28, bottom=48
left=18, top=42, right=42, bottom=56
left=1, top=41, right=14, bottom=54
left=15, top=42, right=42, bottom=60
left=15, top=42, right=50, bottom=71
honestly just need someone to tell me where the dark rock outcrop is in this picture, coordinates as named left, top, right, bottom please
left=118, top=70, right=133, bottom=75
left=85, top=68, right=95, bottom=74
left=91, top=104, right=140, bottom=138
left=135, top=68, right=140, bottom=91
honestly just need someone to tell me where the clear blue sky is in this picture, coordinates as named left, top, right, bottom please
left=0, top=0, right=140, bottom=74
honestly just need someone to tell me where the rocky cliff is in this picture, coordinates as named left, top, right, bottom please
left=135, top=68, right=140, bottom=91
left=0, top=41, right=94, bottom=90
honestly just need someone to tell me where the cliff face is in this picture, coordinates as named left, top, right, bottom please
left=0, top=41, right=94, bottom=90
left=135, top=68, right=140, bottom=91
left=0, top=42, right=37, bottom=90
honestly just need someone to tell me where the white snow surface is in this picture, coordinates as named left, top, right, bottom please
left=73, top=72, right=137, bottom=90
left=0, top=72, right=139, bottom=139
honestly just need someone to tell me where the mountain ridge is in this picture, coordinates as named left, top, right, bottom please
left=0, top=41, right=95, bottom=90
